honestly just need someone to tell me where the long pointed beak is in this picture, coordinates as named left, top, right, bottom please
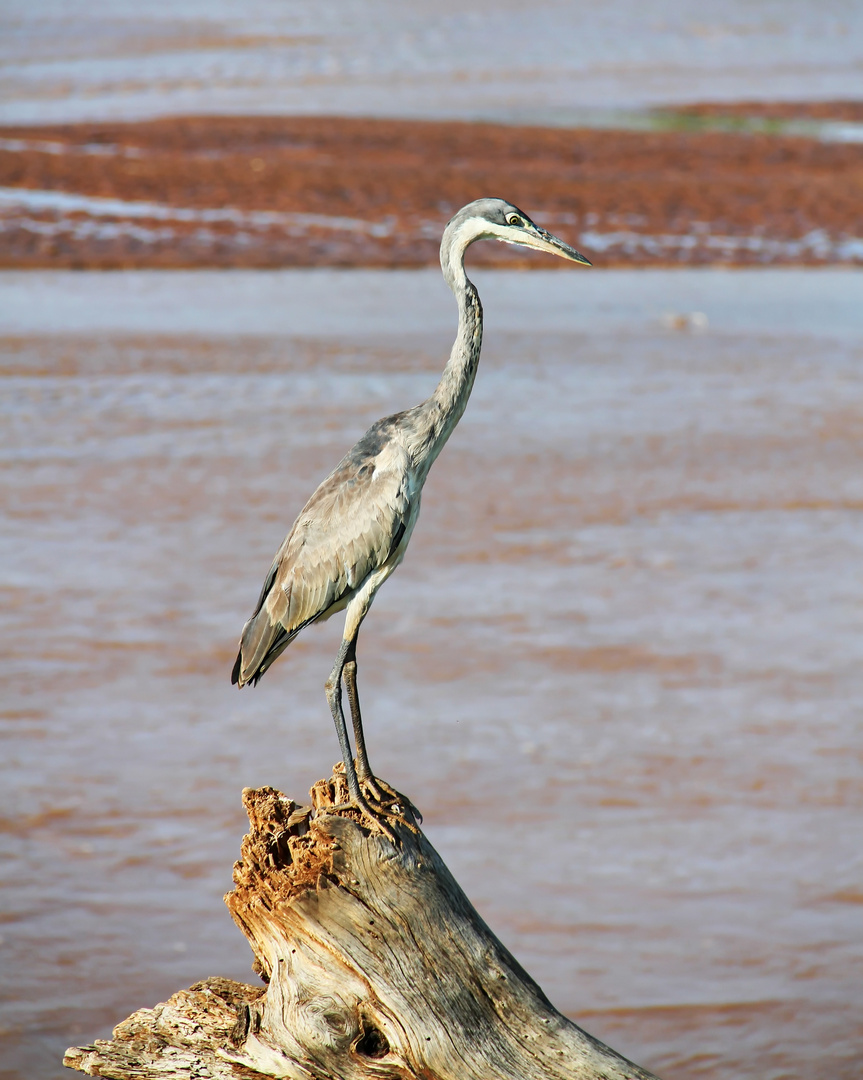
left=505, top=224, right=592, bottom=266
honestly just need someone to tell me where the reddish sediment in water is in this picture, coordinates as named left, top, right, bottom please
left=670, top=100, right=863, bottom=121
left=1, top=109, right=861, bottom=268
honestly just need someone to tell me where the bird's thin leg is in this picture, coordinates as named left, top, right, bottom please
left=343, top=639, right=380, bottom=795
left=345, top=635, right=423, bottom=820
left=324, top=638, right=361, bottom=803
left=325, top=638, right=396, bottom=840
left=339, top=603, right=394, bottom=790
left=343, top=642, right=400, bottom=808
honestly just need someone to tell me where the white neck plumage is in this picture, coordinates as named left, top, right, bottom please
left=403, top=217, right=489, bottom=474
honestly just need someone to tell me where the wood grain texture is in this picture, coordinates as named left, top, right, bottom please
left=65, top=775, right=662, bottom=1080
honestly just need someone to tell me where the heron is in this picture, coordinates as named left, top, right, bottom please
left=232, top=197, right=590, bottom=827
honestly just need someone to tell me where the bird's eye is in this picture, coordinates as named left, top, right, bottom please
left=506, top=214, right=523, bottom=226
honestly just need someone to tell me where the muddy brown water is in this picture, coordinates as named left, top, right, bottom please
left=1, top=268, right=862, bottom=1079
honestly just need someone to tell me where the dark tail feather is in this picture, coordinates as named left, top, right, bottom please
left=231, top=649, right=243, bottom=686
left=231, top=607, right=294, bottom=688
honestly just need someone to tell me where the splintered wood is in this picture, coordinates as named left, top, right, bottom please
left=63, top=977, right=265, bottom=1080
left=64, top=777, right=661, bottom=1080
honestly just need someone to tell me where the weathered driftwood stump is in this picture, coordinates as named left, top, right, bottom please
left=65, top=771, right=661, bottom=1080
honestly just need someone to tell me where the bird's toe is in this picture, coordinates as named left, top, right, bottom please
left=359, top=776, right=422, bottom=828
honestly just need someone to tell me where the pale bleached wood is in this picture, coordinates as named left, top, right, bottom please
left=65, top=774, right=662, bottom=1080
left=63, top=977, right=265, bottom=1079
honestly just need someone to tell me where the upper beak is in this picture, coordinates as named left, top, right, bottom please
left=506, top=224, right=592, bottom=266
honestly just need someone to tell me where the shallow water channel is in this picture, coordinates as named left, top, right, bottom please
left=1, top=268, right=862, bottom=1079
left=3, top=0, right=863, bottom=124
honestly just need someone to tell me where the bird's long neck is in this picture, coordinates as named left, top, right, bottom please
left=408, top=231, right=484, bottom=475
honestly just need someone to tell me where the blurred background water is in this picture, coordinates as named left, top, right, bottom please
left=2, top=268, right=862, bottom=1079
left=2, top=0, right=863, bottom=124
left=1, top=2, right=863, bottom=1079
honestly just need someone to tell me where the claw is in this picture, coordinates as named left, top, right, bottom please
left=324, top=764, right=422, bottom=837
left=328, top=793, right=398, bottom=842
left=359, top=776, right=422, bottom=830
left=359, top=774, right=388, bottom=804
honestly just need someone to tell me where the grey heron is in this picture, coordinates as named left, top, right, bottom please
left=232, top=198, right=590, bottom=827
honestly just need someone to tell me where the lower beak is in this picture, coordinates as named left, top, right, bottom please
left=522, top=227, right=592, bottom=266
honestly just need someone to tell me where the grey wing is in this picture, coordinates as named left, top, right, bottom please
left=232, top=436, right=414, bottom=687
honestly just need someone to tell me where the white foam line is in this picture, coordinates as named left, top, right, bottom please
left=2, top=217, right=183, bottom=244
left=1, top=187, right=861, bottom=262
left=580, top=229, right=863, bottom=262
left=0, top=138, right=144, bottom=158
left=0, top=187, right=396, bottom=236
left=818, top=121, right=863, bottom=144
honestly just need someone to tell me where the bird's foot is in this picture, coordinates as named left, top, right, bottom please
left=327, top=791, right=399, bottom=842
left=359, top=774, right=423, bottom=829
left=323, top=765, right=421, bottom=838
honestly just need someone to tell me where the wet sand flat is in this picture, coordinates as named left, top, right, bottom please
left=1, top=268, right=861, bottom=1078
left=1, top=113, right=862, bottom=269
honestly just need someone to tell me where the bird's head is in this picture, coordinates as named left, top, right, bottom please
left=441, top=198, right=591, bottom=284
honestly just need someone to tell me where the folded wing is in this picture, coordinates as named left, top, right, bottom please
left=232, top=426, right=414, bottom=687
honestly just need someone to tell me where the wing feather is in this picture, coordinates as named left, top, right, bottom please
left=233, top=422, right=415, bottom=687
